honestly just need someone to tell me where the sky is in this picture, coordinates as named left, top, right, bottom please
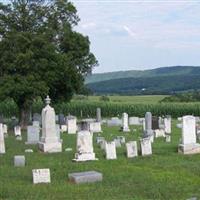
left=71, top=0, right=200, bottom=73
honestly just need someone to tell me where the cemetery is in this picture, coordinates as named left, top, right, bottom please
left=1, top=96, right=200, bottom=199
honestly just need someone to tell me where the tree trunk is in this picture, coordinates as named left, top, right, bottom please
left=20, top=108, right=30, bottom=130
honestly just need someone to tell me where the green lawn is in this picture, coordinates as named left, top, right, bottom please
left=1, top=121, right=200, bottom=200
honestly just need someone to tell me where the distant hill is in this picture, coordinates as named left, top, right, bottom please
left=85, top=66, right=200, bottom=84
left=86, top=66, right=200, bottom=95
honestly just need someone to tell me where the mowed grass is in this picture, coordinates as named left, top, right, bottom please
left=1, top=121, right=200, bottom=200
left=75, top=95, right=168, bottom=104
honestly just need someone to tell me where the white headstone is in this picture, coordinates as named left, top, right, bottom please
left=154, top=129, right=165, bottom=138
left=0, top=124, right=5, bottom=154
left=164, top=117, right=171, bottom=134
left=107, top=117, right=122, bottom=127
left=129, top=117, right=140, bottom=125
left=33, top=121, right=40, bottom=127
left=126, top=141, right=138, bottom=158
left=122, top=113, right=130, bottom=132
left=105, top=141, right=117, bottom=160
left=178, top=115, right=200, bottom=154
left=32, top=168, right=51, bottom=184
left=113, top=138, right=121, bottom=148
left=140, top=137, right=152, bottom=156
left=67, top=117, right=77, bottom=134
left=73, top=130, right=97, bottom=161
left=14, top=126, right=21, bottom=136
left=61, top=125, right=67, bottom=132
left=26, top=126, right=40, bottom=144
left=38, top=96, right=62, bottom=153
left=3, top=124, right=8, bottom=135
left=89, top=122, right=102, bottom=133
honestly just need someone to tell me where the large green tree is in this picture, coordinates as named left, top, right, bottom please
left=0, top=0, right=98, bottom=127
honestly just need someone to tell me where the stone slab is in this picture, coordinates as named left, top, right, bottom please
left=68, top=171, right=102, bottom=184
left=14, top=155, right=25, bottom=167
left=32, top=168, right=51, bottom=184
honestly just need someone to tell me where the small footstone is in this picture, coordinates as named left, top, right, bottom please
left=25, top=149, right=33, bottom=153
left=68, top=171, right=103, bottom=184
left=65, top=148, right=72, bottom=152
left=14, top=155, right=25, bottom=167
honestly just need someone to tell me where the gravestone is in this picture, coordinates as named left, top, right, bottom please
left=60, top=125, right=67, bottom=132
left=25, top=149, right=33, bottom=153
left=126, top=141, right=138, bottom=158
left=11, top=116, right=18, bottom=129
left=68, top=171, right=103, bottom=184
left=58, top=114, right=65, bottom=125
left=3, top=124, right=8, bottom=137
left=14, top=155, right=25, bottom=167
left=105, top=141, right=117, bottom=160
left=38, top=96, right=62, bottom=153
left=165, top=135, right=171, bottom=142
left=96, top=108, right=101, bottom=122
left=143, top=112, right=154, bottom=142
left=89, top=122, right=102, bottom=133
left=26, top=126, right=40, bottom=144
left=164, top=116, right=171, bottom=134
left=33, top=113, right=41, bottom=124
left=32, top=121, right=40, bottom=127
left=129, top=117, right=140, bottom=125
left=100, top=140, right=106, bottom=150
left=73, top=130, right=97, bottom=161
left=67, top=116, right=77, bottom=134
left=152, top=116, right=159, bottom=130
left=121, top=113, right=130, bottom=132
left=140, top=137, right=152, bottom=156
left=32, top=168, right=51, bottom=184
left=0, top=124, right=5, bottom=154
left=178, top=115, right=200, bottom=154
left=113, top=138, right=121, bottom=148
left=107, top=117, right=122, bottom=127
left=154, top=129, right=165, bottom=138
left=14, top=126, right=22, bottom=140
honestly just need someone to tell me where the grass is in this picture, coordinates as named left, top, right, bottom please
left=1, top=120, right=200, bottom=200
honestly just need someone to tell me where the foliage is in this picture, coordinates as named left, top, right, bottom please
left=0, top=0, right=98, bottom=125
left=161, top=92, right=200, bottom=103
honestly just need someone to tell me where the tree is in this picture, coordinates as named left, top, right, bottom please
left=0, top=0, right=98, bottom=128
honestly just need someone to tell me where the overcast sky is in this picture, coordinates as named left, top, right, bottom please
left=72, top=0, right=200, bottom=73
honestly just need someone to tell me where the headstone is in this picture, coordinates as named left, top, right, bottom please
left=58, top=114, right=65, bottom=125
left=107, top=117, right=122, bottom=127
left=100, top=140, right=106, bottom=150
left=165, top=135, right=171, bottom=142
left=14, top=155, right=25, bottom=167
left=164, top=116, right=171, bottom=134
left=25, top=149, right=33, bottom=153
left=60, top=125, right=67, bottom=132
left=113, top=138, right=121, bottom=148
left=65, top=148, right=72, bottom=152
left=55, top=124, right=61, bottom=142
left=154, top=129, right=165, bottom=138
left=152, top=116, right=159, bottom=130
left=14, top=126, right=22, bottom=140
left=143, top=112, right=154, bottom=142
left=121, top=113, right=130, bottom=132
left=26, top=126, right=40, bottom=144
left=33, top=121, right=40, bottom=127
left=33, top=113, right=41, bottom=124
left=67, top=116, right=77, bottom=134
left=73, top=130, right=97, bottom=161
left=38, top=96, right=62, bottom=153
left=78, top=121, right=89, bottom=131
left=140, top=137, right=152, bottom=156
left=89, top=122, right=102, bottom=133
left=32, top=168, right=51, bottom=184
left=178, top=115, right=200, bottom=154
left=68, top=171, right=103, bottom=184
left=96, top=108, right=101, bottom=122
left=126, top=141, right=138, bottom=158
left=105, top=141, right=117, bottom=160
left=0, top=124, right=5, bottom=154
left=129, top=117, right=140, bottom=125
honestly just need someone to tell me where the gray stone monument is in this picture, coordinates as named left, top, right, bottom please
left=96, top=108, right=101, bottom=122
left=143, top=112, right=154, bottom=142
left=14, top=155, right=25, bottom=167
left=26, top=126, right=40, bottom=144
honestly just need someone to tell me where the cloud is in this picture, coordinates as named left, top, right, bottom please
left=81, top=22, right=96, bottom=29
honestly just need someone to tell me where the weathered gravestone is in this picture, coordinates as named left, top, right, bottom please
left=14, top=126, right=22, bottom=140
left=3, top=124, right=8, bottom=138
left=26, top=126, right=40, bottom=144
left=68, top=171, right=103, bottom=184
left=129, top=117, right=140, bottom=125
left=105, top=141, right=117, bottom=160
left=126, top=141, right=138, bottom=158
left=32, top=121, right=40, bottom=127
left=89, top=122, right=102, bottom=133
left=14, top=155, right=25, bottom=167
left=107, top=117, right=122, bottom=127
left=121, top=113, right=130, bottom=132
left=67, top=116, right=77, bottom=134
left=0, top=124, right=5, bottom=154
left=58, top=114, right=65, bottom=125
left=38, top=96, right=62, bottom=153
left=33, top=113, right=41, bottom=124
left=140, top=137, right=152, bottom=156
left=152, top=116, right=159, bottom=130
left=32, top=168, right=51, bottom=184
left=96, top=108, right=101, bottom=122
left=178, top=115, right=200, bottom=154
left=143, top=112, right=154, bottom=142
left=73, top=130, right=97, bottom=161
left=113, top=138, right=121, bottom=148
left=164, top=115, right=171, bottom=142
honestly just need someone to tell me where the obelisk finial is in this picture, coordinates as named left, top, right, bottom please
left=45, top=95, right=51, bottom=105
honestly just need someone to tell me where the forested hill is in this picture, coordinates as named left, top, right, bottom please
left=86, top=66, right=200, bottom=95
left=85, top=66, right=200, bottom=84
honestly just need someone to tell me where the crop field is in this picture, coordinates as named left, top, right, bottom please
left=1, top=121, right=200, bottom=200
